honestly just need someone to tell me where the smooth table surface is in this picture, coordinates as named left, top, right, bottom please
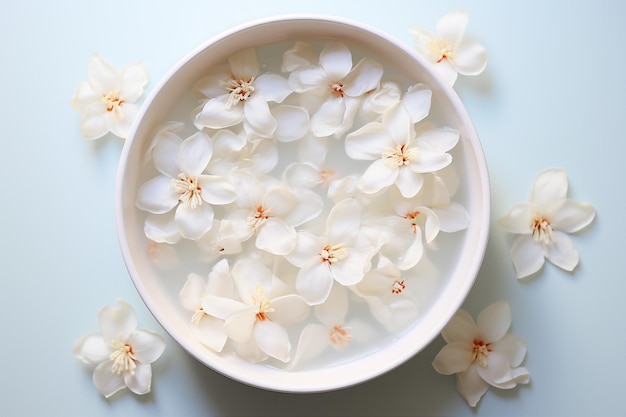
left=1, top=1, right=623, bottom=416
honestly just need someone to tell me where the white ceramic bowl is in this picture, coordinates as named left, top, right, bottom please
left=116, top=14, right=490, bottom=393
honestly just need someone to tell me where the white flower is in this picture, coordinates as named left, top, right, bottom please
left=136, top=131, right=237, bottom=241
left=201, top=258, right=310, bottom=363
left=289, top=285, right=373, bottom=369
left=286, top=41, right=383, bottom=137
left=227, top=172, right=323, bottom=255
left=353, top=258, right=418, bottom=332
left=498, top=168, right=596, bottom=278
left=432, top=301, right=530, bottom=407
left=284, top=198, right=375, bottom=305
left=179, top=259, right=234, bottom=352
left=409, top=9, right=488, bottom=86
left=194, top=48, right=293, bottom=138
left=70, top=54, right=149, bottom=139
left=73, top=300, right=166, bottom=398
left=345, top=86, right=458, bottom=198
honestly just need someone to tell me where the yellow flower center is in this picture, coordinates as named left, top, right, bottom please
left=172, top=173, right=203, bottom=209
left=428, top=38, right=454, bottom=63
left=391, top=279, right=406, bottom=294
left=471, top=339, right=491, bottom=368
left=102, top=90, right=125, bottom=115
left=223, top=77, right=255, bottom=109
left=329, top=325, right=352, bottom=348
left=531, top=217, right=555, bottom=245
left=331, top=81, right=345, bottom=97
left=320, top=244, right=348, bottom=264
left=382, top=144, right=418, bottom=167
left=247, top=205, right=272, bottom=230
left=110, top=339, right=137, bottom=375
left=251, top=285, right=274, bottom=322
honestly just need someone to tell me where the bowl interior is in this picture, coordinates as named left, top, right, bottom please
left=116, top=15, right=490, bottom=393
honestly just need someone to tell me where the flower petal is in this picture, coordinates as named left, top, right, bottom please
left=284, top=231, right=322, bottom=267
left=179, top=132, right=212, bottom=177
left=179, top=273, right=205, bottom=311
left=269, top=294, right=310, bottom=325
left=99, top=300, right=137, bottom=343
left=254, top=73, right=292, bottom=103
left=202, top=295, right=247, bottom=320
left=105, top=102, right=139, bottom=139
left=498, top=203, right=534, bottom=235
left=127, top=329, right=166, bottom=364
left=92, top=360, right=126, bottom=398
left=253, top=319, right=291, bottom=362
left=441, top=309, right=478, bottom=343
left=491, top=333, right=527, bottom=368
left=418, top=128, right=460, bottom=152
left=144, top=213, right=181, bottom=244
left=408, top=149, right=452, bottom=174
left=477, top=350, right=513, bottom=385
left=243, top=95, right=277, bottom=138
left=272, top=105, right=310, bottom=142
left=544, top=231, right=579, bottom=271
left=315, top=284, right=349, bottom=327
left=228, top=48, right=258, bottom=80
left=432, top=341, right=472, bottom=375
left=457, top=365, right=489, bottom=408
left=289, top=324, right=329, bottom=369
left=402, top=84, right=432, bottom=124
left=255, top=218, right=297, bottom=255
left=288, top=66, right=329, bottom=92
left=330, top=250, right=370, bottom=286
left=175, top=203, right=214, bottom=240
left=70, top=81, right=99, bottom=115
left=358, top=159, right=399, bottom=195
left=282, top=41, right=317, bottom=72
left=224, top=308, right=257, bottom=342
left=477, top=301, right=511, bottom=343
left=79, top=103, right=109, bottom=140
left=529, top=168, right=568, bottom=209
left=550, top=199, right=596, bottom=233
left=136, top=176, right=179, bottom=214
left=310, top=96, right=346, bottom=137
left=198, top=175, right=237, bottom=205
left=453, top=37, right=488, bottom=76
left=193, top=315, right=228, bottom=352
left=88, top=54, right=120, bottom=94
left=120, top=62, right=149, bottom=102
left=151, top=131, right=182, bottom=177
left=326, top=198, right=361, bottom=243
left=73, top=333, right=111, bottom=364
left=511, top=235, right=546, bottom=278
left=345, top=121, right=391, bottom=160
left=437, top=9, right=468, bottom=45
left=124, top=362, right=152, bottom=396
left=296, top=259, right=334, bottom=305
left=194, top=95, right=244, bottom=129
left=396, top=167, right=423, bottom=198
left=343, top=57, right=383, bottom=97
left=319, top=41, right=352, bottom=79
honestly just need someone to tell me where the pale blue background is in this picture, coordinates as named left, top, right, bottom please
left=1, top=1, right=623, bottom=416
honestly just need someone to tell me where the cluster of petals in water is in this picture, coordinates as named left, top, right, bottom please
left=135, top=40, right=471, bottom=368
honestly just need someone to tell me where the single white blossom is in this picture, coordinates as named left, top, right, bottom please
left=345, top=86, right=458, bottom=198
left=179, top=259, right=234, bottom=352
left=227, top=172, right=323, bottom=255
left=73, top=300, right=166, bottom=398
left=70, top=54, right=149, bottom=139
left=284, top=198, right=375, bottom=305
left=194, top=48, right=294, bottom=138
left=432, top=301, right=530, bottom=407
left=289, top=285, right=373, bottom=369
left=136, top=131, right=237, bottom=241
left=285, top=41, right=384, bottom=137
left=410, top=9, right=488, bottom=86
left=498, top=168, right=596, bottom=278
left=201, top=258, right=310, bottom=363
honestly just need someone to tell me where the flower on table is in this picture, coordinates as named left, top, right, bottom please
left=498, top=168, right=596, bottom=279
left=285, top=40, right=384, bottom=138
left=432, top=301, right=529, bottom=407
left=73, top=300, right=166, bottom=398
left=136, top=130, right=237, bottom=241
left=409, top=9, right=488, bottom=86
left=70, top=54, right=149, bottom=139
left=193, top=48, right=294, bottom=138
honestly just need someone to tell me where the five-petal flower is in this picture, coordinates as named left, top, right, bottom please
left=73, top=300, right=166, bottom=398
left=498, top=168, right=596, bottom=278
left=70, top=54, right=149, bottom=139
left=409, top=9, right=488, bottom=86
left=432, top=301, right=530, bottom=407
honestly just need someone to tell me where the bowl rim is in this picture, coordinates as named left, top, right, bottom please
left=115, top=13, right=491, bottom=393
